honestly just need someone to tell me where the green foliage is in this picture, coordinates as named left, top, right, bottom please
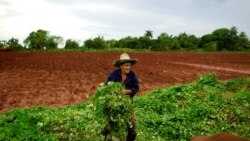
left=202, top=41, right=217, bottom=51
left=84, top=36, right=106, bottom=49
left=0, top=40, right=7, bottom=48
left=64, top=39, right=80, bottom=49
left=225, top=77, right=250, bottom=92
left=117, top=36, right=138, bottom=49
left=195, top=73, right=219, bottom=87
left=105, top=39, right=117, bottom=48
left=24, top=29, right=62, bottom=50
left=0, top=107, right=54, bottom=140
left=200, top=26, right=250, bottom=51
left=94, top=82, right=133, bottom=138
left=6, top=38, right=24, bottom=51
left=47, top=36, right=63, bottom=50
left=152, top=33, right=175, bottom=51
left=84, top=39, right=94, bottom=49
left=212, top=28, right=231, bottom=51
left=177, top=32, right=199, bottom=50
left=145, top=30, right=153, bottom=39
left=7, top=26, right=250, bottom=52
left=24, top=29, right=49, bottom=50
left=0, top=75, right=250, bottom=141
left=238, top=32, right=250, bottom=50
left=137, top=36, right=152, bottom=50
left=133, top=74, right=250, bottom=140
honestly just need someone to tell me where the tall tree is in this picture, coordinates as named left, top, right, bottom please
left=211, top=28, right=231, bottom=51
left=106, top=39, right=117, bottom=48
left=117, top=36, right=138, bottom=49
left=24, top=29, right=61, bottom=50
left=64, top=39, right=79, bottom=49
left=238, top=32, right=249, bottom=50
left=177, top=32, right=199, bottom=50
left=153, top=33, right=173, bottom=51
left=93, top=36, right=106, bottom=49
left=145, top=30, right=153, bottom=39
left=229, top=26, right=239, bottom=51
left=211, top=27, right=247, bottom=51
left=137, top=36, right=151, bottom=50
left=47, top=36, right=63, bottom=50
left=24, top=29, right=49, bottom=50
left=7, top=38, right=23, bottom=51
left=0, top=40, right=7, bottom=48
left=84, top=39, right=94, bottom=49
left=83, top=36, right=106, bottom=49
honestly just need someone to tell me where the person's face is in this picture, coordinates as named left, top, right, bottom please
left=120, top=62, right=132, bottom=74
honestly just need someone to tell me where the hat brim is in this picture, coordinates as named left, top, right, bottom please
left=113, top=59, right=137, bottom=67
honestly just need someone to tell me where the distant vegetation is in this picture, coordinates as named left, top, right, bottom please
left=0, top=26, right=249, bottom=52
left=0, top=74, right=249, bottom=140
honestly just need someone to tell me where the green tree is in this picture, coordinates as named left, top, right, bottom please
left=46, top=36, right=63, bottom=50
left=117, top=36, right=138, bottom=49
left=84, top=39, right=94, bottom=49
left=7, top=38, right=23, bottom=51
left=93, top=36, right=106, bottom=49
left=229, top=26, right=239, bottom=51
left=0, top=40, right=7, bottom=48
left=64, top=39, right=79, bottom=49
left=106, top=39, right=117, bottom=48
left=83, top=36, right=106, bottom=49
left=238, top=32, right=249, bottom=50
left=171, top=37, right=181, bottom=50
left=137, top=36, right=151, bottom=50
left=153, top=33, right=173, bottom=51
left=177, top=32, right=199, bottom=50
left=199, top=34, right=214, bottom=48
left=145, top=30, right=153, bottom=39
left=24, top=29, right=61, bottom=50
left=211, top=28, right=231, bottom=51
left=24, top=29, right=49, bottom=50
left=202, top=41, right=218, bottom=51
left=210, top=26, right=248, bottom=51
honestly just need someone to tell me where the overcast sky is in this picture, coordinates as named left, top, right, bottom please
left=0, top=0, right=250, bottom=43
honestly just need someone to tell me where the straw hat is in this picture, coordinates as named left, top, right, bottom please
left=113, top=53, right=138, bottom=67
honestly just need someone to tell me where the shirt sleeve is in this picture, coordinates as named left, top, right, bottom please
left=129, top=74, right=139, bottom=97
left=105, top=71, right=116, bottom=84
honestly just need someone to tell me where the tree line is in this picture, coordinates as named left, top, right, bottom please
left=0, top=26, right=249, bottom=51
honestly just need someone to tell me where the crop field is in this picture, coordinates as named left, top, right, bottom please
left=0, top=52, right=250, bottom=114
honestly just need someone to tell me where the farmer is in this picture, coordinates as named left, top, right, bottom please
left=102, top=53, right=139, bottom=141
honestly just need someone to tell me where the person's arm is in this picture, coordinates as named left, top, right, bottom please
left=129, top=78, right=139, bottom=97
left=105, top=71, right=115, bottom=84
left=121, top=74, right=139, bottom=97
left=121, top=89, right=132, bottom=95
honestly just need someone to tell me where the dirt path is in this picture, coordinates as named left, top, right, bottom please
left=168, top=61, right=250, bottom=75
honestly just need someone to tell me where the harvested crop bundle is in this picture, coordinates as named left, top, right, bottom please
left=94, top=82, right=133, bottom=138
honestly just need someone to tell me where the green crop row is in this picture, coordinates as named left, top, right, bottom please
left=0, top=74, right=249, bottom=141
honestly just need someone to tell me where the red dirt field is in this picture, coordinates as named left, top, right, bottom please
left=1, top=52, right=250, bottom=114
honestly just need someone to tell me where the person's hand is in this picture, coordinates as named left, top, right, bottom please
left=99, top=82, right=105, bottom=87
left=121, top=89, right=132, bottom=95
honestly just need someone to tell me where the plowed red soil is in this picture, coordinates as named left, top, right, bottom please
left=1, top=52, right=250, bottom=114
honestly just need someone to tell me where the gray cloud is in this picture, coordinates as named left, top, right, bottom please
left=0, top=0, right=12, bottom=5
left=1, top=0, right=250, bottom=41
left=66, top=0, right=249, bottom=37
left=0, top=0, right=24, bottom=18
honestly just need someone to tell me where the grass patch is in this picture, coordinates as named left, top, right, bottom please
left=0, top=74, right=250, bottom=140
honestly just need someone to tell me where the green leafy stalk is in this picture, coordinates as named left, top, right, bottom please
left=94, top=82, right=133, bottom=138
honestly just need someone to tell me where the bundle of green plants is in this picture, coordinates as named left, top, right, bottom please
left=94, top=82, right=133, bottom=138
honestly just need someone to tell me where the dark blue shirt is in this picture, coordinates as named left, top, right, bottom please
left=106, top=69, right=139, bottom=97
